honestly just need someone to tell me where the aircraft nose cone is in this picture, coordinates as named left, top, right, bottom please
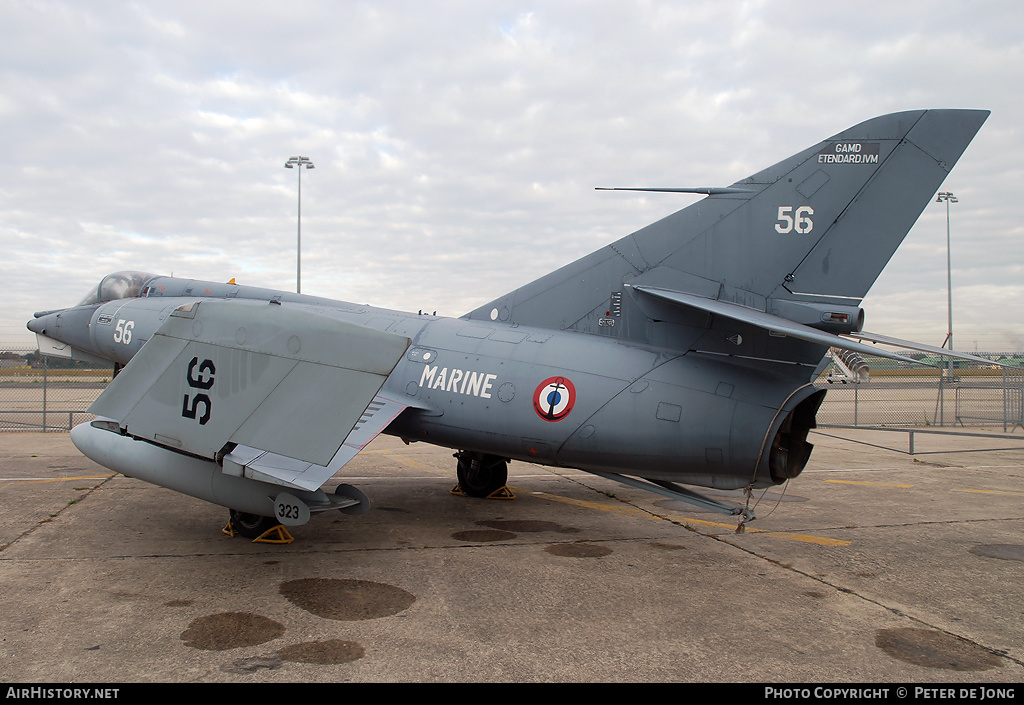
left=26, top=308, right=67, bottom=335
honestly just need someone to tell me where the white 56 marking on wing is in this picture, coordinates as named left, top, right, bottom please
left=419, top=365, right=498, bottom=398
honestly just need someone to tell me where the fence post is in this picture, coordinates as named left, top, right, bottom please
left=939, top=368, right=945, bottom=427
left=1007, top=367, right=1024, bottom=432
left=42, top=356, right=47, bottom=432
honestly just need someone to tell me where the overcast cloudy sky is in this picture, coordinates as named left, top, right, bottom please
left=3, top=1, right=1022, bottom=350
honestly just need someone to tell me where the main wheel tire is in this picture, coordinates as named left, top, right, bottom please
left=456, top=453, right=508, bottom=498
left=229, top=509, right=279, bottom=539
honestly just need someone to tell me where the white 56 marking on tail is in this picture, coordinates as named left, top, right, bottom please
left=775, top=206, right=814, bottom=234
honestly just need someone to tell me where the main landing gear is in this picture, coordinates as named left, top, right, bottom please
left=453, top=451, right=514, bottom=499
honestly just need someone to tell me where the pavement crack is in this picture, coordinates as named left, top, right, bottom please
left=696, top=526, right=1024, bottom=670
left=559, top=470, right=1024, bottom=671
left=0, top=474, right=117, bottom=552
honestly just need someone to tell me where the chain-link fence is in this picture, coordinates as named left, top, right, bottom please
left=2, top=344, right=1023, bottom=432
left=0, top=345, right=114, bottom=431
left=815, top=355, right=1024, bottom=431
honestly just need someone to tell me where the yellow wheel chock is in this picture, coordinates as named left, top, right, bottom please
left=222, top=521, right=295, bottom=544
left=450, top=484, right=516, bottom=500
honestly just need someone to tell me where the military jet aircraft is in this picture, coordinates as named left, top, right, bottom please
left=28, top=109, right=994, bottom=538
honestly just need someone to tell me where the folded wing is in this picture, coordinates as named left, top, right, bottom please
left=90, top=300, right=411, bottom=486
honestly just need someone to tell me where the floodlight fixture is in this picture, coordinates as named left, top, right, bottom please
left=935, top=191, right=957, bottom=351
left=284, top=156, right=315, bottom=293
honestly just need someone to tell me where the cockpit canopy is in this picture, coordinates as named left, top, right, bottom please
left=77, top=271, right=159, bottom=307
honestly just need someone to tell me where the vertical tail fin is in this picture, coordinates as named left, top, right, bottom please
left=465, top=110, right=989, bottom=346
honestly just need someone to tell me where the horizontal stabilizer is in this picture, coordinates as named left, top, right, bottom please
left=629, top=285, right=922, bottom=366
left=90, top=300, right=411, bottom=468
left=847, top=331, right=1008, bottom=368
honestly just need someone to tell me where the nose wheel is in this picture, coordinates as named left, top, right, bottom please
left=453, top=451, right=513, bottom=499
left=224, top=509, right=293, bottom=543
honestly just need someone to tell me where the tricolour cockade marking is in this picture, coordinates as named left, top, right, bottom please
left=419, top=365, right=498, bottom=398
left=533, top=376, right=576, bottom=422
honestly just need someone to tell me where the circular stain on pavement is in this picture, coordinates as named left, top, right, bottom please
left=969, top=544, right=1024, bottom=562
left=180, top=612, right=285, bottom=651
left=875, top=628, right=1002, bottom=671
left=280, top=578, right=415, bottom=621
left=452, top=529, right=516, bottom=542
left=544, top=542, right=613, bottom=558
left=279, top=639, right=365, bottom=665
left=479, top=519, right=579, bottom=534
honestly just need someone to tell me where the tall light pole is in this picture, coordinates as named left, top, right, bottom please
left=935, top=191, right=958, bottom=351
left=285, top=155, right=315, bottom=293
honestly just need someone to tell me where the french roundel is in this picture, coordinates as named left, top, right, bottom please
left=533, top=376, right=576, bottom=422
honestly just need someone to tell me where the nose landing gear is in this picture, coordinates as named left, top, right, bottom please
left=224, top=509, right=293, bottom=543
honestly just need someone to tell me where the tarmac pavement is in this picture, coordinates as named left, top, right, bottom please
left=1, top=427, right=1023, bottom=683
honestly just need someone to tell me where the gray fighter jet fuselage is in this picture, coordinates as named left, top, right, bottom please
left=27, top=109, right=994, bottom=536
left=34, top=272, right=819, bottom=485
